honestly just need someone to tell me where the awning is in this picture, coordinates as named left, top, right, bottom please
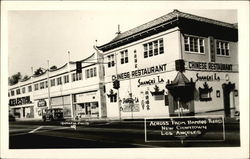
left=166, top=72, right=195, bottom=101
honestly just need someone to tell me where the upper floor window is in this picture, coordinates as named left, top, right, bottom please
left=22, top=87, right=26, bottom=94
left=121, top=50, right=128, bottom=64
left=51, top=79, right=56, bottom=87
left=216, top=41, right=229, bottom=56
left=45, top=81, right=48, bottom=88
left=57, top=77, right=62, bottom=85
left=40, top=82, right=45, bottom=89
left=34, top=83, right=39, bottom=90
left=107, top=54, right=115, bottom=68
left=143, top=38, right=164, bottom=58
left=28, top=85, right=32, bottom=92
left=16, top=89, right=21, bottom=95
left=72, top=72, right=82, bottom=82
left=64, top=75, right=69, bottom=83
left=184, top=36, right=204, bottom=54
left=11, top=90, right=15, bottom=96
left=86, top=67, right=97, bottom=79
left=8, top=92, right=10, bottom=97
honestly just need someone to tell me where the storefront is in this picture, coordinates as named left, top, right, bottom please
left=9, top=95, right=34, bottom=118
left=74, top=91, right=100, bottom=119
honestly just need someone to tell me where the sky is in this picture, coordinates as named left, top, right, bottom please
left=7, top=2, right=238, bottom=77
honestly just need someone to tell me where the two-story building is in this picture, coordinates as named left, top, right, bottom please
left=9, top=52, right=107, bottom=120
left=9, top=10, right=239, bottom=120
left=97, top=10, right=238, bottom=119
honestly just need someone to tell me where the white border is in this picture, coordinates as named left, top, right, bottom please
left=1, top=1, right=249, bottom=159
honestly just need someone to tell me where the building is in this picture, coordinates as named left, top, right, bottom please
left=8, top=52, right=107, bottom=120
left=97, top=10, right=238, bottom=119
left=9, top=10, right=239, bottom=120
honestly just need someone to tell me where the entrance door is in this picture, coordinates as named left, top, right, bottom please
left=168, top=93, right=195, bottom=116
left=222, top=82, right=235, bottom=117
left=23, top=108, right=25, bottom=118
left=85, top=103, right=91, bottom=117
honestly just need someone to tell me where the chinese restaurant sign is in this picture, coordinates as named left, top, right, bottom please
left=187, top=61, right=233, bottom=71
left=145, top=116, right=225, bottom=142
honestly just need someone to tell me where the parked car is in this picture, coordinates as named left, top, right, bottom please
left=42, top=108, right=64, bottom=122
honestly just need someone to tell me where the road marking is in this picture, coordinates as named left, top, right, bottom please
left=28, top=126, right=43, bottom=133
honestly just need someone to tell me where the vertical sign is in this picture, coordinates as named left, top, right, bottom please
left=208, top=36, right=216, bottom=62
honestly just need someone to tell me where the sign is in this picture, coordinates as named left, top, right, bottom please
left=145, top=116, right=225, bottom=142
left=208, top=36, right=216, bottom=62
left=112, top=64, right=167, bottom=81
left=76, top=92, right=98, bottom=103
left=187, top=61, right=233, bottom=71
left=9, top=96, right=32, bottom=106
left=38, top=99, right=47, bottom=107
left=121, top=93, right=140, bottom=112
left=138, top=76, right=164, bottom=87
left=195, top=73, right=220, bottom=82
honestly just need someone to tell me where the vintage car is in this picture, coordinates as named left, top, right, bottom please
left=42, top=108, right=64, bottom=122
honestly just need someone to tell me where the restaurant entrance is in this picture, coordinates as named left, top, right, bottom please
left=222, top=82, right=236, bottom=117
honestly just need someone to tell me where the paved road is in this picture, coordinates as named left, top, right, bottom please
left=9, top=119, right=240, bottom=149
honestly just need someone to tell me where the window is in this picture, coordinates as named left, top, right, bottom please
left=35, top=83, right=39, bottom=90
left=120, top=50, right=128, bottom=64
left=86, top=67, right=97, bottom=79
left=72, top=73, right=82, bottom=82
left=40, top=82, right=45, bottom=89
left=93, top=67, right=97, bottom=77
left=86, top=69, right=90, bottom=78
left=90, top=68, right=93, bottom=77
left=64, top=75, right=69, bottom=83
left=184, top=36, right=204, bottom=53
left=143, top=39, right=164, bottom=58
left=57, top=77, right=62, bottom=85
left=159, top=39, right=164, bottom=54
left=16, top=89, right=21, bottom=95
left=22, top=87, right=26, bottom=94
left=28, top=85, right=32, bottom=92
left=8, top=92, right=10, bottom=97
left=51, top=79, right=56, bottom=87
left=143, top=44, right=148, bottom=58
left=45, top=81, right=48, bottom=88
left=216, top=41, right=229, bottom=56
left=107, top=54, right=115, bottom=68
left=153, top=41, right=158, bottom=55
left=11, top=90, right=15, bottom=96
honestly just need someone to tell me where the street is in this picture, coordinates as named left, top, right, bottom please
left=9, top=119, right=240, bottom=149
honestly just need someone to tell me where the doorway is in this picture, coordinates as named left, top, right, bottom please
left=222, top=82, right=235, bottom=117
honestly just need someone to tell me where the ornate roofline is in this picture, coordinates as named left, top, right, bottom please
left=97, top=10, right=238, bottom=52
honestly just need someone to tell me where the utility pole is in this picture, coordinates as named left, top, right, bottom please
left=115, top=53, right=121, bottom=121
left=47, top=60, right=51, bottom=109
left=68, top=51, right=74, bottom=119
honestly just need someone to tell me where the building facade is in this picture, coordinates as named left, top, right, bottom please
left=9, top=10, right=239, bottom=120
left=8, top=52, right=107, bottom=120
left=97, top=10, right=238, bottom=119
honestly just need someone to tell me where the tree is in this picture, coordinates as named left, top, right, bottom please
left=22, top=75, right=29, bottom=81
left=50, top=65, right=57, bottom=70
left=8, top=72, right=22, bottom=86
left=34, top=68, right=45, bottom=76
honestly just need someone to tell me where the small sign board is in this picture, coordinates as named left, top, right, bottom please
left=145, top=116, right=225, bottom=142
